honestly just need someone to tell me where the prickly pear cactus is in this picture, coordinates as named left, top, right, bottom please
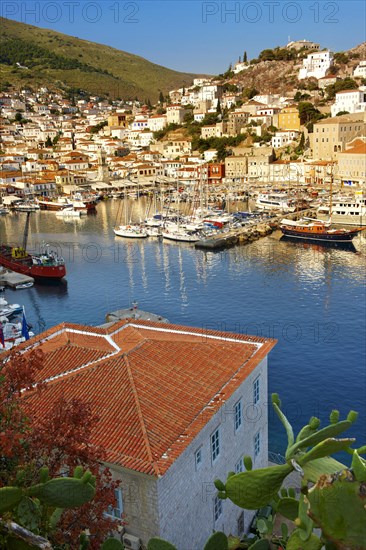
left=147, top=537, right=177, bottom=550
left=306, top=463, right=366, bottom=548
left=217, top=463, right=293, bottom=509
left=203, top=531, right=228, bottom=550
left=28, top=473, right=96, bottom=508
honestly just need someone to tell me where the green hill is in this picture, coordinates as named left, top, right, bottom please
left=0, top=17, right=198, bottom=101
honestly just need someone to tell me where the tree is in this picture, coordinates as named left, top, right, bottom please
left=45, top=135, right=52, bottom=147
left=0, top=350, right=123, bottom=550
left=298, top=101, right=322, bottom=125
left=243, top=51, right=247, bottom=63
left=216, top=99, right=221, bottom=114
left=159, top=91, right=164, bottom=104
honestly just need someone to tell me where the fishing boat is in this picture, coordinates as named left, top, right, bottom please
left=279, top=218, right=363, bottom=243
left=0, top=212, right=66, bottom=280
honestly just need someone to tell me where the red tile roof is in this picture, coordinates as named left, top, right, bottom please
left=18, top=319, right=276, bottom=476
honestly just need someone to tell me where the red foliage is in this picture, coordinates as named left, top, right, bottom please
left=0, top=350, right=124, bottom=549
left=0, top=348, right=44, bottom=464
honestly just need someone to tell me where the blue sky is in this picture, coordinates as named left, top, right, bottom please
left=2, top=1, right=366, bottom=74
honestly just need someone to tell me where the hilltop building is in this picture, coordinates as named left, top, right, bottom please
left=298, top=51, right=333, bottom=80
left=17, top=319, right=276, bottom=550
left=353, top=61, right=366, bottom=79
left=286, top=39, right=320, bottom=51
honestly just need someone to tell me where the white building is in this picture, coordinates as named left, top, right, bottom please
left=298, top=50, right=333, bottom=80
left=330, top=88, right=366, bottom=117
left=233, top=62, right=250, bottom=74
left=147, top=115, right=167, bottom=132
left=21, top=319, right=276, bottom=550
left=271, top=131, right=299, bottom=148
left=353, top=61, right=366, bottom=79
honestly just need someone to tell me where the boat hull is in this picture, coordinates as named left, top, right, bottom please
left=280, top=227, right=356, bottom=242
left=0, top=246, right=66, bottom=280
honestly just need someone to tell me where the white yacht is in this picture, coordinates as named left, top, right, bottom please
left=255, top=193, right=295, bottom=212
left=317, top=191, right=366, bottom=226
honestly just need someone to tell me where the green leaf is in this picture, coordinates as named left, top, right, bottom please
left=302, top=457, right=345, bottom=483
left=287, top=418, right=357, bottom=458
left=286, top=530, right=323, bottom=550
left=351, top=450, right=366, bottom=482
left=277, top=496, right=299, bottom=521
left=272, top=401, right=294, bottom=451
left=0, top=486, right=23, bottom=513
left=248, top=540, right=270, bottom=550
left=298, top=438, right=355, bottom=465
left=281, top=522, right=288, bottom=540
left=148, top=538, right=177, bottom=550
left=203, top=531, right=228, bottom=550
left=256, top=518, right=268, bottom=534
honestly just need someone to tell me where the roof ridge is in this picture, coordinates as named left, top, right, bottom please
left=124, top=355, right=160, bottom=476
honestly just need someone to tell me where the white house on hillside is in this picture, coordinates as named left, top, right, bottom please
left=20, top=319, right=276, bottom=550
left=298, top=50, right=333, bottom=79
left=353, top=61, right=366, bottom=79
left=330, top=88, right=366, bottom=117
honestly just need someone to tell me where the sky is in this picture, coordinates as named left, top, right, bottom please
left=1, top=0, right=366, bottom=74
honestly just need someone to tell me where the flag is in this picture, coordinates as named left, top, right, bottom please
left=21, top=307, right=30, bottom=341
left=0, top=325, right=4, bottom=347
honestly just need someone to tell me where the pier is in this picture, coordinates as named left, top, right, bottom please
left=0, top=268, right=34, bottom=289
left=195, top=209, right=317, bottom=250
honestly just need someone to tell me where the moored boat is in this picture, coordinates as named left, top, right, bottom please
left=279, top=218, right=363, bottom=243
left=0, top=212, right=66, bottom=280
left=114, top=225, right=148, bottom=238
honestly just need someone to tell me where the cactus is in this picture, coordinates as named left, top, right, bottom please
left=306, top=464, right=366, bottom=548
left=147, top=537, right=177, bottom=550
left=100, top=538, right=125, bottom=550
left=0, top=466, right=96, bottom=548
left=203, top=531, right=228, bottom=550
left=221, top=463, right=293, bottom=509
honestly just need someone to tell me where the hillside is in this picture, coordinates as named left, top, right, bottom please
left=226, top=42, right=366, bottom=95
left=0, top=17, right=198, bottom=101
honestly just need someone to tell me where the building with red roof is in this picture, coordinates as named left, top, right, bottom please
left=17, top=318, right=276, bottom=548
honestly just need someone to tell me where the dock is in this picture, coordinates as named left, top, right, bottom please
left=195, top=209, right=317, bottom=250
left=104, top=303, right=169, bottom=325
left=0, top=269, right=34, bottom=289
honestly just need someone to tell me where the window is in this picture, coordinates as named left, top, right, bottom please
left=106, top=488, right=123, bottom=519
left=237, top=511, right=245, bottom=535
left=211, top=428, right=220, bottom=462
left=253, top=377, right=260, bottom=405
left=214, top=495, right=222, bottom=522
left=254, top=431, right=261, bottom=458
left=234, top=400, right=242, bottom=431
left=235, top=456, right=244, bottom=474
left=195, top=447, right=202, bottom=469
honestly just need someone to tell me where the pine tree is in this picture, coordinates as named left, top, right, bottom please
left=159, top=91, right=164, bottom=104
left=244, top=51, right=247, bottom=63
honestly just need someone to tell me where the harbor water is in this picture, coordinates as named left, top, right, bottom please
left=1, top=200, right=365, bottom=454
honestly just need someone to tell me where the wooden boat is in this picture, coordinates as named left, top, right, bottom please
left=279, top=218, right=363, bottom=243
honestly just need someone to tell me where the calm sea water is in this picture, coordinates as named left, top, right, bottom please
left=1, top=200, right=366, bottom=453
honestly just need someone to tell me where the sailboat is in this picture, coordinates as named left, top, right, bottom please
left=113, top=187, right=148, bottom=239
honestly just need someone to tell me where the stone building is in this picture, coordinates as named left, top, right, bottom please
left=312, top=113, right=366, bottom=160
left=19, top=319, right=276, bottom=550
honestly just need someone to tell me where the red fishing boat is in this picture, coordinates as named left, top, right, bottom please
left=0, top=213, right=66, bottom=280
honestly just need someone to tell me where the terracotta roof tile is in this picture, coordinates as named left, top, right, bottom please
left=21, top=319, right=276, bottom=476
